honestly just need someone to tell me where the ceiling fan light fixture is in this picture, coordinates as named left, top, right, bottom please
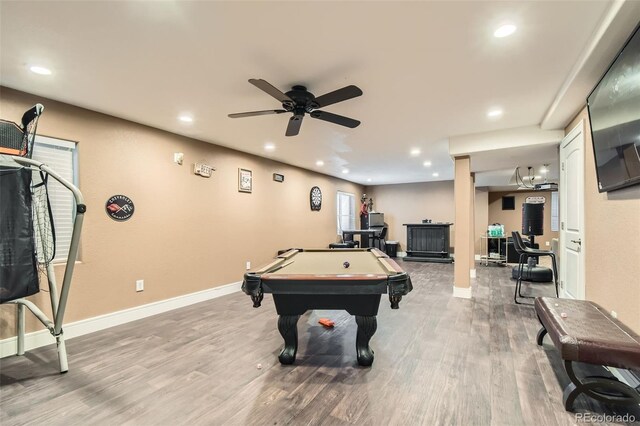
left=228, top=79, right=362, bottom=136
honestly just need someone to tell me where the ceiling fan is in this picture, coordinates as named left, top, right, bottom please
left=228, top=79, right=363, bottom=136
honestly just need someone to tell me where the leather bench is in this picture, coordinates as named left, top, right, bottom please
left=535, top=297, right=640, bottom=411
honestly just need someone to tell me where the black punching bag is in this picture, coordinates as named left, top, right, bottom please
left=522, top=203, right=544, bottom=236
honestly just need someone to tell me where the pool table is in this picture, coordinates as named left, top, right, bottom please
left=242, top=248, right=413, bottom=366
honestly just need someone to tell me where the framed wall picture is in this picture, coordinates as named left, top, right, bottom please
left=238, top=168, right=252, bottom=193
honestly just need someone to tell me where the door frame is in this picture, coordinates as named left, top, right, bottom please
left=559, top=120, right=586, bottom=300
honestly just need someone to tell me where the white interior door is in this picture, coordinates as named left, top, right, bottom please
left=559, top=121, right=585, bottom=300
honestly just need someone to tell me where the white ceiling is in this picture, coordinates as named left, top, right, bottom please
left=0, top=1, right=635, bottom=186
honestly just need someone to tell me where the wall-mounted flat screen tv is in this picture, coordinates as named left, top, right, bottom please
left=587, top=24, right=640, bottom=193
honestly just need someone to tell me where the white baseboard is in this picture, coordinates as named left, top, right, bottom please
left=475, top=254, right=481, bottom=261
left=1, top=281, right=242, bottom=358
left=470, top=269, right=477, bottom=279
left=453, top=285, right=472, bottom=299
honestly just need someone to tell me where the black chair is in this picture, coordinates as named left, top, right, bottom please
left=372, top=227, right=387, bottom=251
left=512, top=231, right=559, bottom=304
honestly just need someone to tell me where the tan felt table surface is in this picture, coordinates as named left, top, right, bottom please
left=268, top=250, right=389, bottom=276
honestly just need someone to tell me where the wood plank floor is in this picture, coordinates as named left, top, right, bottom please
left=1, top=261, right=639, bottom=425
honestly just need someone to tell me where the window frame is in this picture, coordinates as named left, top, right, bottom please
left=336, top=191, right=356, bottom=236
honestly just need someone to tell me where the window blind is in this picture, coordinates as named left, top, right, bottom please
left=31, top=136, right=77, bottom=264
left=336, top=191, right=356, bottom=235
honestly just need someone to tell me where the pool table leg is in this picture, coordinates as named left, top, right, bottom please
left=355, top=315, right=377, bottom=367
left=277, top=315, right=299, bottom=365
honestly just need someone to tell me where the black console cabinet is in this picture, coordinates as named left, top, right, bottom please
left=403, top=223, right=453, bottom=263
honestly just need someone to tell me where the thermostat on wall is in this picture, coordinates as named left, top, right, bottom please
left=194, top=162, right=215, bottom=178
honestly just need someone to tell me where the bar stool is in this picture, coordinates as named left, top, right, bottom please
left=512, top=231, right=559, bottom=304
left=342, top=232, right=360, bottom=248
left=372, top=227, right=387, bottom=251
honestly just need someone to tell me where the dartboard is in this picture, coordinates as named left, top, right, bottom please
left=310, top=186, right=322, bottom=211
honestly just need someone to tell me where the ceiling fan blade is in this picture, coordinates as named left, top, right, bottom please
left=285, top=115, right=303, bottom=136
left=310, top=110, right=360, bottom=128
left=228, top=109, right=287, bottom=118
left=313, top=85, right=363, bottom=108
left=249, top=79, right=293, bottom=103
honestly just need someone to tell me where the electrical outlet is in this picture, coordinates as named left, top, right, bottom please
left=174, top=152, right=184, bottom=165
left=246, top=261, right=251, bottom=270
left=611, top=310, right=617, bottom=319
left=545, top=241, right=550, bottom=246
left=136, top=279, right=144, bottom=292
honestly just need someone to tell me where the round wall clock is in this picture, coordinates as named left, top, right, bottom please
left=310, top=186, right=322, bottom=211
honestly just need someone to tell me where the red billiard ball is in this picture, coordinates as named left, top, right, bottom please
left=343, top=261, right=350, bottom=268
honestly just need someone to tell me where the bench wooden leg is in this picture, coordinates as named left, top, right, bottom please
left=536, top=314, right=547, bottom=345
left=536, top=326, right=547, bottom=346
left=562, top=360, right=640, bottom=411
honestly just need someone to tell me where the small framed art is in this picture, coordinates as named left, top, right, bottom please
left=238, top=168, right=252, bottom=193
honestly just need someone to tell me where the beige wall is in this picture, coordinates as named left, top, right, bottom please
left=366, top=181, right=488, bottom=255
left=566, top=108, right=640, bottom=333
left=453, top=156, right=472, bottom=288
left=0, top=87, right=363, bottom=338
left=488, top=191, right=559, bottom=249
left=365, top=181, right=453, bottom=252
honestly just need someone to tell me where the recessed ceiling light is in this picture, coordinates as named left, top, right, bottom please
left=264, top=143, right=275, bottom=151
left=366, top=178, right=372, bottom=182
left=487, top=109, right=503, bottom=118
left=178, top=115, right=193, bottom=123
left=342, top=169, right=349, bottom=174
left=432, top=172, right=439, bottom=177
left=29, top=66, right=52, bottom=75
left=410, top=148, right=421, bottom=157
left=494, top=24, right=517, bottom=38
left=423, top=161, right=432, bottom=167
left=316, top=160, right=324, bottom=166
